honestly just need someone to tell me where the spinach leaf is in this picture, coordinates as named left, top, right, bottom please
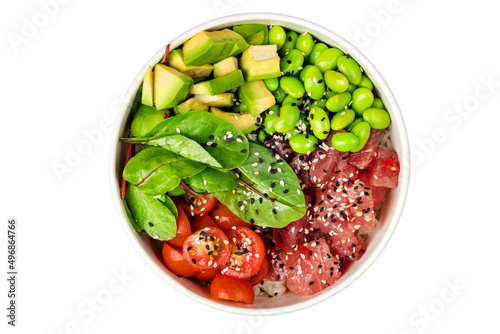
left=123, top=111, right=249, bottom=169
left=136, top=134, right=222, bottom=169
left=123, top=147, right=206, bottom=196
left=124, top=183, right=178, bottom=240
left=183, top=168, right=238, bottom=193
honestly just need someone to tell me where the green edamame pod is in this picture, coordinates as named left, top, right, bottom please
left=308, top=42, right=328, bottom=65
left=350, top=121, right=371, bottom=152
left=316, top=48, right=344, bottom=73
left=280, top=76, right=305, bottom=99
left=363, top=108, right=391, bottom=129
left=262, top=110, right=277, bottom=134
left=310, top=99, right=327, bottom=109
left=331, top=109, right=355, bottom=130
left=337, top=55, right=362, bottom=85
left=358, top=75, right=373, bottom=91
left=372, top=98, right=385, bottom=109
left=299, top=64, right=312, bottom=83
left=331, top=132, right=359, bottom=152
left=273, top=102, right=300, bottom=133
left=279, top=31, right=298, bottom=57
left=263, top=77, right=279, bottom=91
left=283, top=94, right=303, bottom=106
left=326, top=92, right=352, bottom=112
left=280, top=49, right=305, bottom=76
left=296, top=32, right=315, bottom=57
left=324, top=70, right=349, bottom=93
left=269, top=25, right=286, bottom=50
left=345, top=117, right=363, bottom=131
left=351, top=88, right=374, bottom=116
left=304, top=66, right=326, bottom=100
left=272, top=87, right=287, bottom=103
left=308, top=106, right=330, bottom=140
left=289, top=134, right=319, bottom=154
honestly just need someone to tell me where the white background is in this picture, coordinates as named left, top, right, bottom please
left=1, top=0, right=499, bottom=333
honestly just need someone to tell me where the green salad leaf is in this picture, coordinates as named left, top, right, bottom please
left=183, top=168, right=239, bottom=193
left=123, top=147, right=206, bottom=195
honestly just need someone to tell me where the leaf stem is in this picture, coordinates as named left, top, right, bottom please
left=238, top=179, right=272, bottom=201
left=120, top=143, right=135, bottom=199
left=179, top=181, right=197, bottom=198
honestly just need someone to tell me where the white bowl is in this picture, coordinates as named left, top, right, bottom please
left=109, top=12, right=410, bottom=315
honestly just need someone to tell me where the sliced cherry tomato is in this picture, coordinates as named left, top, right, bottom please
left=222, top=227, right=265, bottom=279
left=194, top=268, right=220, bottom=281
left=182, top=227, right=231, bottom=272
left=209, top=203, right=252, bottom=233
left=167, top=203, right=191, bottom=249
left=210, top=275, right=255, bottom=304
left=384, top=158, right=400, bottom=174
left=248, top=258, right=268, bottom=286
left=183, top=194, right=218, bottom=216
left=162, top=242, right=198, bottom=277
left=191, top=214, right=218, bottom=232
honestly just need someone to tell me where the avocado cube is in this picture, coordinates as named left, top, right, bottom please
left=238, top=80, right=276, bottom=116
left=141, top=66, right=154, bottom=106
left=194, top=93, right=234, bottom=107
left=220, top=29, right=249, bottom=56
left=246, top=30, right=267, bottom=45
left=240, top=45, right=281, bottom=81
left=182, top=31, right=227, bottom=65
left=131, top=105, right=167, bottom=137
left=189, top=70, right=244, bottom=95
left=210, top=107, right=258, bottom=135
left=233, top=24, right=269, bottom=44
left=210, top=31, right=236, bottom=64
left=153, top=64, right=193, bottom=110
left=167, top=49, right=213, bottom=78
left=174, top=97, right=209, bottom=115
left=213, top=56, right=239, bottom=77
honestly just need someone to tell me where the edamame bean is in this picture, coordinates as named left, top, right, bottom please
left=324, top=88, right=336, bottom=99
left=283, top=94, right=303, bottom=106
left=345, top=117, right=363, bottom=131
left=289, top=134, right=319, bottom=154
left=346, top=82, right=357, bottom=94
left=310, top=99, right=327, bottom=109
left=304, top=66, right=326, bottom=100
left=280, top=76, right=305, bottom=99
left=326, top=92, right=351, bottom=112
left=372, top=98, right=384, bottom=109
left=296, top=32, right=314, bottom=57
left=324, top=70, right=349, bottom=93
left=269, top=25, right=286, bottom=50
left=331, top=109, right=355, bottom=130
left=351, top=88, right=374, bottom=116
left=273, top=102, right=300, bottom=133
left=350, top=121, right=371, bottom=152
left=272, top=87, right=287, bottom=103
left=363, top=108, right=391, bottom=129
left=316, top=48, right=344, bottom=73
left=358, top=75, right=373, bottom=91
left=299, top=64, right=312, bottom=83
left=258, top=130, right=268, bottom=143
left=280, top=49, right=305, bottom=76
left=331, top=132, right=359, bottom=152
left=263, top=109, right=277, bottom=134
left=234, top=101, right=249, bottom=112
left=279, top=31, right=298, bottom=57
left=337, top=55, right=362, bottom=85
left=308, top=42, right=328, bottom=65
left=308, top=106, right=330, bottom=140
left=263, top=77, right=279, bottom=91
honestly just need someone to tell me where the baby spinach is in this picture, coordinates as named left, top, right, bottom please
left=123, top=147, right=206, bottom=196
left=124, top=183, right=178, bottom=240
left=183, top=168, right=238, bottom=193
left=123, top=111, right=249, bottom=169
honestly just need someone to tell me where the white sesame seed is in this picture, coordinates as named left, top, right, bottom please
left=176, top=128, right=181, bottom=133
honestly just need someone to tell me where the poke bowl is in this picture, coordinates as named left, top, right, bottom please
left=110, top=12, right=410, bottom=315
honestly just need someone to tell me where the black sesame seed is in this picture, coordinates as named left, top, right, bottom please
left=192, top=259, right=197, bottom=264
left=241, top=149, right=247, bottom=153
left=209, top=135, right=214, bottom=141
left=286, top=60, right=292, bottom=64
left=309, top=281, right=314, bottom=285
left=187, top=246, right=192, bottom=251
left=276, top=274, right=281, bottom=280
left=148, top=222, right=153, bottom=227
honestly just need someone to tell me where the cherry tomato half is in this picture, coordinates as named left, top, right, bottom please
left=222, top=227, right=265, bottom=279
left=183, top=194, right=218, bottom=216
left=191, top=214, right=218, bottom=232
left=210, top=275, right=255, bottom=304
left=248, top=257, right=268, bottom=286
left=167, top=203, right=192, bottom=249
left=182, top=227, right=231, bottom=272
left=162, top=242, right=198, bottom=277
left=209, top=203, right=252, bottom=233
left=194, top=268, right=220, bottom=282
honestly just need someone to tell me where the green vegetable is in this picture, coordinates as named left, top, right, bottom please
left=337, top=55, right=362, bottom=85
left=123, top=147, right=206, bottom=195
left=308, top=42, right=328, bottom=65
left=372, top=97, right=385, bottom=109
left=346, top=82, right=357, bottom=93
left=124, top=184, right=178, bottom=240
left=131, top=105, right=168, bottom=137
left=289, top=134, right=319, bottom=154
left=310, top=99, right=327, bottom=109
left=296, top=32, right=314, bottom=57
left=304, top=66, right=326, bottom=100
left=350, top=121, right=371, bottom=152
left=351, top=88, right=374, bottom=116
left=331, top=132, right=359, bottom=152
left=299, top=64, right=312, bottom=83
left=183, top=168, right=238, bottom=193
left=280, top=76, right=305, bottom=99
left=345, top=117, right=364, bottom=131
left=316, top=48, right=344, bottom=73
left=324, top=70, right=349, bottom=93
left=279, top=31, right=298, bottom=57
left=308, top=106, right=330, bottom=140
left=326, top=92, right=352, bottom=112
left=272, top=87, right=287, bottom=103
left=331, top=109, right=355, bottom=130
left=282, top=94, right=303, bottom=106
left=269, top=25, right=286, bottom=50
left=358, top=75, right=373, bottom=90
left=273, top=102, right=300, bottom=133
left=262, top=110, right=277, bottom=134
left=213, top=142, right=306, bottom=228
left=280, top=49, right=304, bottom=76
left=263, top=77, right=279, bottom=91
left=363, top=108, right=391, bottom=129
left=257, top=130, right=267, bottom=143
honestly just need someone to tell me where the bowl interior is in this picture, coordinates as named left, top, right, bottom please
left=110, top=13, right=410, bottom=315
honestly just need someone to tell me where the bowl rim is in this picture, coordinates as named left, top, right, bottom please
left=109, top=12, right=410, bottom=316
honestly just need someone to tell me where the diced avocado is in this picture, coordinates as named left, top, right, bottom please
left=246, top=30, right=267, bottom=45
left=210, top=107, right=258, bottom=134
left=240, top=45, right=281, bottom=81
left=153, top=64, right=193, bottom=110
left=131, top=105, right=167, bottom=137
left=233, top=24, right=269, bottom=44
left=189, top=70, right=244, bottom=95
left=167, top=49, right=213, bottom=78
left=194, top=93, right=234, bottom=107
left=182, top=31, right=227, bottom=65
left=210, top=31, right=236, bottom=64
left=173, top=97, right=209, bottom=115
left=141, top=66, right=154, bottom=106
left=221, top=29, right=249, bottom=56
left=238, top=80, right=276, bottom=116
left=213, top=56, right=239, bottom=77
